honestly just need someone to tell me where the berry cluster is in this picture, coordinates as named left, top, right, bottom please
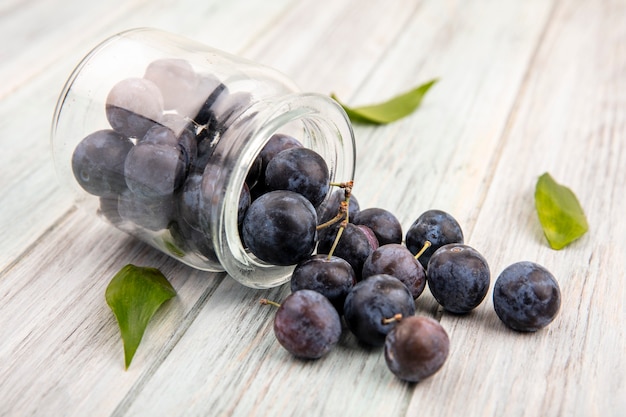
left=259, top=189, right=458, bottom=381
left=259, top=182, right=561, bottom=383
left=71, top=58, right=260, bottom=262
left=241, top=137, right=329, bottom=266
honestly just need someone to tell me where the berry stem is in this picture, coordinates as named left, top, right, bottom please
left=316, top=201, right=347, bottom=230
left=382, top=313, right=403, bottom=325
left=259, top=298, right=281, bottom=308
left=324, top=180, right=354, bottom=260
left=414, top=240, right=432, bottom=260
left=329, top=180, right=354, bottom=189
left=330, top=180, right=354, bottom=223
left=341, top=182, right=352, bottom=223
left=326, top=220, right=347, bottom=260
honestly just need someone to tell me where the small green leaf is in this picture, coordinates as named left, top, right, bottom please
left=331, top=78, right=438, bottom=125
left=105, top=264, right=176, bottom=369
left=534, top=172, right=589, bottom=250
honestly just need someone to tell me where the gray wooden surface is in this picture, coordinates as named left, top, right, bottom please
left=1, top=0, right=625, bottom=416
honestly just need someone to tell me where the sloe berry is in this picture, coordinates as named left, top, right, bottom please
left=273, top=290, right=342, bottom=359
left=265, top=147, right=330, bottom=207
left=384, top=316, right=449, bottom=382
left=343, top=274, right=415, bottom=346
left=71, top=129, right=133, bottom=197
left=362, top=243, right=426, bottom=299
left=353, top=208, right=402, bottom=245
left=427, top=244, right=490, bottom=314
left=317, top=223, right=378, bottom=280
left=242, top=190, right=317, bottom=266
left=493, top=261, right=561, bottom=332
left=291, top=254, right=356, bottom=314
left=405, top=209, right=464, bottom=270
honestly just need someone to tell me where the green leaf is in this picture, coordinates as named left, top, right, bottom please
left=534, top=172, right=589, bottom=250
left=105, top=264, right=176, bottom=369
left=331, top=78, right=438, bottom=125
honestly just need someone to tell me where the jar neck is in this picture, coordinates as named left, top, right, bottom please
left=208, top=92, right=356, bottom=288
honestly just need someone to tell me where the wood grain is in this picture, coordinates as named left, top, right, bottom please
left=0, top=0, right=624, bottom=416
left=407, top=0, right=626, bottom=415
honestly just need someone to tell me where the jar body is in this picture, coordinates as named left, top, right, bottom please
left=51, top=28, right=355, bottom=288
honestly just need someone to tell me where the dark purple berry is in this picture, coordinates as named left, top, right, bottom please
left=353, top=208, right=402, bottom=245
left=71, top=129, right=133, bottom=197
left=265, top=147, right=330, bottom=207
left=193, top=77, right=227, bottom=125
left=362, top=244, right=426, bottom=299
left=156, top=113, right=200, bottom=173
left=245, top=155, right=263, bottom=190
left=178, top=172, right=205, bottom=231
left=143, top=58, right=198, bottom=114
left=210, top=90, right=253, bottom=128
left=317, top=223, right=378, bottom=280
left=140, top=124, right=196, bottom=175
left=249, top=133, right=303, bottom=199
left=201, top=163, right=223, bottom=210
left=426, top=244, right=490, bottom=314
left=291, top=255, right=356, bottom=314
left=159, top=112, right=193, bottom=136
left=273, top=290, right=342, bottom=359
left=242, top=190, right=317, bottom=266
left=105, top=77, right=163, bottom=138
left=238, top=182, right=251, bottom=226
left=343, top=274, right=415, bottom=347
left=176, top=126, right=198, bottom=174
left=493, top=261, right=561, bottom=332
left=259, top=133, right=303, bottom=172
left=124, top=141, right=186, bottom=198
left=384, top=316, right=449, bottom=382
left=405, top=209, right=464, bottom=269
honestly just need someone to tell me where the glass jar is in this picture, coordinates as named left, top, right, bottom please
left=51, top=28, right=355, bottom=289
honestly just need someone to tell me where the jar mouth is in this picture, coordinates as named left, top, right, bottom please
left=213, top=92, right=355, bottom=289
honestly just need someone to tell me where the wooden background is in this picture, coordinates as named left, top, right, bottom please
left=1, top=0, right=624, bottom=416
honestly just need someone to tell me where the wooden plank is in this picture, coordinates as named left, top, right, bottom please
left=405, top=0, right=626, bottom=415
left=0, top=0, right=148, bottom=97
left=0, top=210, right=226, bottom=417
left=0, top=71, right=76, bottom=270
left=240, top=0, right=423, bottom=94
left=118, top=1, right=556, bottom=416
left=0, top=0, right=292, bottom=97
left=350, top=0, right=554, bottom=228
